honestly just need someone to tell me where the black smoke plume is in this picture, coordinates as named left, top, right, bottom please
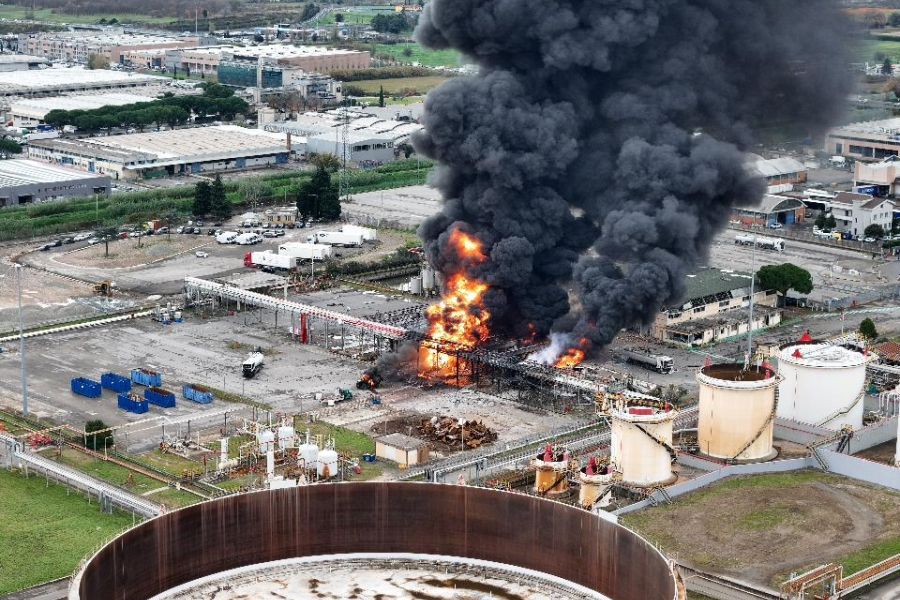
left=412, top=0, right=852, bottom=361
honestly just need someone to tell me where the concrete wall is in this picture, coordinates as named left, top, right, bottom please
left=819, top=449, right=900, bottom=490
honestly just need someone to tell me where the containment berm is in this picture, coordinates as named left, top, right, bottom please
left=100, top=372, right=131, bottom=394
left=144, top=387, right=175, bottom=408
left=182, top=384, right=213, bottom=404
left=70, top=483, right=680, bottom=600
left=70, top=377, right=101, bottom=398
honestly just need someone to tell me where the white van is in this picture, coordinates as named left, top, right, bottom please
left=216, top=231, right=239, bottom=244
left=235, top=233, right=262, bottom=245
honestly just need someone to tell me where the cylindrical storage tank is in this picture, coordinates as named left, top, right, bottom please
left=409, top=276, right=423, bottom=295
left=277, top=425, right=295, bottom=449
left=317, top=448, right=338, bottom=478
left=422, top=266, right=436, bottom=290
left=697, top=364, right=779, bottom=462
left=611, top=406, right=675, bottom=487
left=531, top=445, right=570, bottom=497
left=298, top=442, right=319, bottom=469
left=578, top=458, right=613, bottom=509
left=257, top=429, right=276, bottom=453
left=777, top=343, right=868, bottom=430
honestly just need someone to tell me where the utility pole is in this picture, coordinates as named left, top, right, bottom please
left=15, top=265, right=28, bottom=416
left=746, top=232, right=757, bottom=369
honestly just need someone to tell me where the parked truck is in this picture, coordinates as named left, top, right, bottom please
left=216, top=231, right=239, bottom=244
left=242, top=350, right=264, bottom=378
left=340, top=224, right=377, bottom=242
left=307, top=230, right=364, bottom=247
left=621, top=348, right=675, bottom=374
left=244, top=251, right=297, bottom=271
left=278, top=242, right=333, bottom=261
left=734, top=234, right=784, bottom=252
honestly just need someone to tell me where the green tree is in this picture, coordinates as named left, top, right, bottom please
left=97, top=226, right=118, bottom=258
left=814, top=213, right=827, bottom=230
left=335, top=12, right=344, bottom=22
left=209, top=174, right=231, bottom=220
left=0, top=138, right=22, bottom=154
left=860, top=317, right=878, bottom=340
left=300, top=2, right=320, bottom=21
left=891, top=12, right=900, bottom=27
left=402, top=46, right=413, bottom=58
left=193, top=180, right=212, bottom=216
left=825, top=214, right=837, bottom=230
left=87, top=53, right=109, bottom=70
left=883, top=57, right=894, bottom=76
left=757, top=263, right=814, bottom=298
left=309, top=152, right=341, bottom=172
left=239, top=178, right=273, bottom=210
left=865, top=223, right=885, bottom=239
left=378, top=85, right=385, bottom=107
left=296, top=166, right=339, bottom=221
left=85, top=419, right=113, bottom=451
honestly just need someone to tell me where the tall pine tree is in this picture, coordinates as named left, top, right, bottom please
left=193, top=180, right=211, bottom=216
left=210, top=174, right=231, bottom=220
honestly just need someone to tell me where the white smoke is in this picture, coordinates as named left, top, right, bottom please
left=526, top=331, right=573, bottom=365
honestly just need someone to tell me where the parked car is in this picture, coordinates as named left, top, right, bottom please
left=195, top=251, right=209, bottom=258
left=767, top=222, right=783, bottom=230
left=118, top=232, right=129, bottom=240
left=50, top=239, right=62, bottom=247
left=87, top=237, right=101, bottom=245
left=263, top=230, right=279, bottom=238
left=864, top=237, right=877, bottom=243
left=128, top=231, right=143, bottom=238
left=73, top=232, right=93, bottom=242
left=39, top=243, right=52, bottom=251
left=62, top=237, right=75, bottom=244
left=156, top=227, right=169, bottom=234
left=207, top=228, right=216, bottom=235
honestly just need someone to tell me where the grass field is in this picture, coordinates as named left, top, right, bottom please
left=318, top=5, right=394, bottom=25
left=353, top=76, right=449, bottom=95
left=146, top=487, right=201, bottom=509
left=0, top=4, right=173, bottom=24
left=855, top=38, right=900, bottom=63
left=0, top=468, right=134, bottom=594
left=139, top=448, right=203, bottom=477
left=622, top=471, right=900, bottom=586
left=51, top=448, right=162, bottom=494
left=375, top=42, right=463, bottom=68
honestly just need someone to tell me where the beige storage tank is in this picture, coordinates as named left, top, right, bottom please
left=531, top=444, right=570, bottom=497
left=697, top=363, right=779, bottom=462
left=610, top=404, right=676, bottom=487
left=578, top=456, right=614, bottom=508
left=777, top=342, right=868, bottom=430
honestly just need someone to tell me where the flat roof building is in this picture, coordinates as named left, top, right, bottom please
left=0, top=158, right=110, bottom=208
left=830, top=191, right=894, bottom=238
left=748, top=155, right=808, bottom=193
left=0, top=54, right=50, bottom=72
left=0, top=67, right=167, bottom=97
left=826, top=118, right=900, bottom=163
left=167, top=44, right=370, bottom=76
left=8, top=92, right=158, bottom=128
left=27, top=125, right=290, bottom=180
left=18, top=31, right=202, bottom=64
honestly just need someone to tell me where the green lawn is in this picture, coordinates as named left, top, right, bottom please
left=375, top=42, right=463, bottom=68
left=352, top=76, right=450, bottom=95
left=841, top=537, right=900, bottom=575
left=145, top=487, right=201, bottom=509
left=139, top=449, right=203, bottom=477
left=318, top=5, right=394, bottom=25
left=855, top=38, right=900, bottom=63
left=0, top=4, right=173, bottom=25
left=51, top=448, right=162, bottom=494
left=0, top=469, right=134, bottom=594
left=295, top=420, right=376, bottom=457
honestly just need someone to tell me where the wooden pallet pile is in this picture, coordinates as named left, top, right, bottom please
left=417, top=416, right=498, bottom=449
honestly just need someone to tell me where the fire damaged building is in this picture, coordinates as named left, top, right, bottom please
left=650, top=268, right=780, bottom=347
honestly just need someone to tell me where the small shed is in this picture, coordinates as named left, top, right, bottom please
left=375, top=433, right=429, bottom=466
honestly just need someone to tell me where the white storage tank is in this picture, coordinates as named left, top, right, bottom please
left=317, top=445, right=339, bottom=478
left=257, top=429, right=276, bottom=453
left=777, top=342, right=868, bottom=430
left=422, top=266, right=436, bottom=291
left=697, top=363, right=779, bottom=462
left=277, top=424, right=295, bottom=449
left=610, top=403, right=676, bottom=487
left=409, top=276, right=423, bottom=295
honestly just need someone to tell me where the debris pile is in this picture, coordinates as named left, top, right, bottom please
left=418, top=416, right=497, bottom=449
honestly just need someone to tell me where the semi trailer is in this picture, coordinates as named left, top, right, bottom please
left=622, top=347, right=675, bottom=374
left=277, top=242, right=333, bottom=261
left=307, top=230, right=364, bottom=247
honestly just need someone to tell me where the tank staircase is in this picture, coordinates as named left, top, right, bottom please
left=633, top=423, right=677, bottom=463
left=646, top=485, right=673, bottom=507
left=814, top=389, right=864, bottom=429
left=728, top=389, right=779, bottom=463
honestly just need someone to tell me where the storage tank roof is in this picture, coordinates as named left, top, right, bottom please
left=779, top=343, right=867, bottom=368
left=697, top=363, right=780, bottom=390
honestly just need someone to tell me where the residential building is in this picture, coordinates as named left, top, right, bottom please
left=264, top=206, right=298, bottom=227
left=0, top=159, right=109, bottom=208
left=829, top=191, right=894, bottom=238
left=826, top=118, right=900, bottom=162
left=18, top=31, right=202, bottom=64
left=27, top=125, right=290, bottom=181
left=733, top=194, right=807, bottom=228
left=650, top=268, right=781, bottom=347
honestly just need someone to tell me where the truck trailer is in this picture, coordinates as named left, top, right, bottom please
left=734, top=234, right=785, bottom=252
left=277, top=242, right=333, bottom=261
left=242, top=350, right=264, bottom=378
left=245, top=251, right=297, bottom=270
left=621, top=348, right=675, bottom=374
left=307, top=230, right=364, bottom=247
left=340, top=224, right=377, bottom=242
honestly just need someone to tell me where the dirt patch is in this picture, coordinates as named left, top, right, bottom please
left=56, top=235, right=212, bottom=269
left=622, top=471, right=900, bottom=587
left=854, top=441, right=897, bottom=466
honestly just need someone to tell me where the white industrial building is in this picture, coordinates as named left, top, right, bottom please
left=829, top=191, right=894, bottom=238
left=166, top=44, right=370, bottom=76
left=7, top=92, right=158, bottom=128
left=0, top=54, right=50, bottom=72
left=27, top=125, right=290, bottom=180
left=262, top=108, right=423, bottom=164
left=0, top=159, right=110, bottom=208
left=18, top=31, right=202, bottom=64
left=0, top=67, right=167, bottom=98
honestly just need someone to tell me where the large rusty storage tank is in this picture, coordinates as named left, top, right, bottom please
left=696, top=363, right=779, bottom=462
left=610, top=403, right=676, bottom=487
left=70, top=483, right=682, bottom=600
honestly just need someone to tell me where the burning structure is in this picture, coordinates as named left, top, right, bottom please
left=402, top=0, right=850, bottom=369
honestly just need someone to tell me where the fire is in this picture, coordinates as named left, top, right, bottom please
left=554, top=338, right=590, bottom=369
left=419, top=229, right=490, bottom=381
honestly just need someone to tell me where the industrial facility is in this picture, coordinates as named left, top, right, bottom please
left=26, top=125, right=289, bottom=180
left=6, top=92, right=161, bottom=129
left=17, top=31, right=203, bottom=64
left=0, top=67, right=167, bottom=98
left=0, top=158, right=110, bottom=207
left=166, top=44, right=370, bottom=77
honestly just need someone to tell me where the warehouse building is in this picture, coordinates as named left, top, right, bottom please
left=0, top=54, right=50, bottom=72
left=18, top=31, right=202, bottom=64
left=733, top=194, right=807, bottom=228
left=748, top=155, right=808, bottom=193
left=166, top=44, right=370, bottom=77
left=7, top=92, right=159, bottom=128
left=27, top=125, right=290, bottom=180
left=826, top=118, right=900, bottom=162
left=650, top=268, right=780, bottom=347
left=0, top=67, right=167, bottom=98
left=0, top=159, right=110, bottom=208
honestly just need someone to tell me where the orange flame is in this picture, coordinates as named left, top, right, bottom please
left=554, top=338, right=590, bottom=369
left=419, top=230, right=490, bottom=382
